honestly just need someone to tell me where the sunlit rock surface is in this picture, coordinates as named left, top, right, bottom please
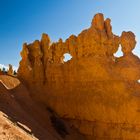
left=18, top=13, right=140, bottom=139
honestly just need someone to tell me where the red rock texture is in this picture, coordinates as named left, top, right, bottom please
left=18, top=13, right=140, bottom=139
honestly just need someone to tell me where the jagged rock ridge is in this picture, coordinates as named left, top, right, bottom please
left=18, top=13, right=140, bottom=140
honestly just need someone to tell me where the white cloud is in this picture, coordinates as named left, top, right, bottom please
left=0, top=64, right=18, bottom=71
left=0, top=64, right=8, bottom=70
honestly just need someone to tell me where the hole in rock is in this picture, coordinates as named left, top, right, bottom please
left=63, top=53, right=72, bottom=62
left=114, top=45, right=123, bottom=57
left=138, top=80, right=140, bottom=83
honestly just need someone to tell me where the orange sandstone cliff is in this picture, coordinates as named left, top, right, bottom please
left=18, top=13, right=140, bottom=140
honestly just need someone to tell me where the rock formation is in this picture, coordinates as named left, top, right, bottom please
left=7, top=64, right=13, bottom=76
left=18, top=13, right=140, bottom=139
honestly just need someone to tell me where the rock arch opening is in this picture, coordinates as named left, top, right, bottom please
left=63, top=53, right=72, bottom=62
left=114, top=45, right=123, bottom=57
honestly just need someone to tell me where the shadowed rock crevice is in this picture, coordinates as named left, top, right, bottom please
left=50, top=115, right=69, bottom=138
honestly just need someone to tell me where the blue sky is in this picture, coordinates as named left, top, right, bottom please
left=0, top=0, right=140, bottom=67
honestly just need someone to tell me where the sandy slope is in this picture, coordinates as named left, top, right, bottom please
left=0, top=77, right=36, bottom=140
left=0, top=111, right=36, bottom=140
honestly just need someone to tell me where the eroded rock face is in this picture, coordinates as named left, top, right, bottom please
left=18, top=13, right=140, bottom=139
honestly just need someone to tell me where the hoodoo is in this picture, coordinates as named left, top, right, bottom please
left=18, top=13, right=140, bottom=139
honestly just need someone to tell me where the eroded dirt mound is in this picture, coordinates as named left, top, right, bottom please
left=0, top=75, right=20, bottom=89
